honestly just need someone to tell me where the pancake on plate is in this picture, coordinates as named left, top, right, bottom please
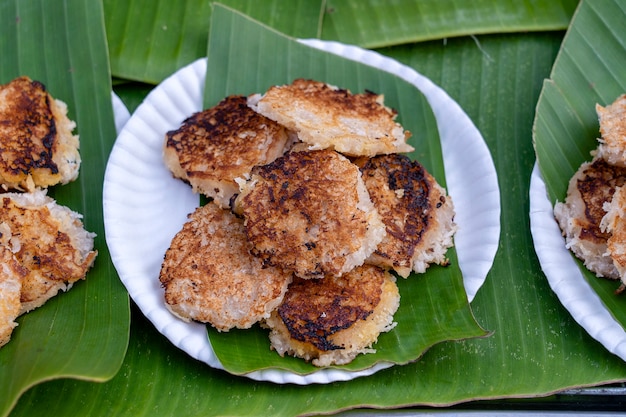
left=164, top=95, right=293, bottom=208
left=265, top=264, right=400, bottom=367
left=0, top=76, right=80, bottom=191
left=234, top=149, right=386, bottom=279
left=356, top=154, right=456, bottom=277
left=248, top=79, right=414, bottom=157
left=0, top=190, right=97, bottom=314
left=554, top=156, right=626, bottom=279
left=159, top=202, right=292, bottom=331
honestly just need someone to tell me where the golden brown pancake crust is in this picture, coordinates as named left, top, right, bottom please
left=235, top=149, right=383, bottom=279
left=159, top=202, right=292, bottom=331
left=0, top=194, right=96, bottom=312
left=0, top=77, right=61, bottom=189
left=249, top=79, right=414, bottom=156
left=357, top=155, right=434, bottom=266
left=164, top=95, right=289, bottom=206
left=276, top=265, right=384, bottom=352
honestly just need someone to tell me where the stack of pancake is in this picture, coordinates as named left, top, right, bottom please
left=160, top=79, right=456, bottom=366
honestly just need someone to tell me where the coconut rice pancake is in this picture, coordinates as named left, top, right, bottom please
left=248, top=79, right=414, bottom=157
left=234, top=149, right=386, bottom=279
left=159, top=202, right=292, bottom=331
left=0, top=76, right=80, bottom=191
left=356, top=154, right=456, bottom=277
left=265, top=264, right=400, bottom=367
left=164, top=95, right=293, bottom=208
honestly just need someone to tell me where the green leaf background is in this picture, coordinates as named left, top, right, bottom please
left=5, top=0, right=626, bottom=416
left=321, top=0, right=579, bottom=48
left=103, top=0, right=580, bottom=84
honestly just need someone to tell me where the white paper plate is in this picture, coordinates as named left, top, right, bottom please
left=529, top=162, right=626, bottom=361
left=103, top=40, right=500, bottom=384
left=111, top=93, right=130, bottom=133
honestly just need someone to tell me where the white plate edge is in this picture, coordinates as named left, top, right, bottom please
left=111, top=92, right=131, bottom=134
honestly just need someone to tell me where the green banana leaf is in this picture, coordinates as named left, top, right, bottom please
left=103, top=0, right=325, bottom=84
left=533, top=0, right=626, bottom=336
left=103, top=0, right=579, bottom=85
left=8, top=2, right=626, bottom=417
left=204, top=4, right=488, bottom=376
left=0, top=1, right=130, bottom=416
left=322, top=0, right=579, bottom=48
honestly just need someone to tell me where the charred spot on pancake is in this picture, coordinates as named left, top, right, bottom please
left=0, top=77, right=59, bottom=177
left=576, top=157, right=626, bottom=243
left=163, top=95, right=290, bottom=208
left=0, top=76, right=80, bottom=191
left=266, top=264, right=400, bottom=366
left=359, top=154, right=431, bottom=252
left=355, top=153, right=456, bottom=277
left=166, top=95, right=256, bottom=156
left=277, top=267, right=383, bottom=351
